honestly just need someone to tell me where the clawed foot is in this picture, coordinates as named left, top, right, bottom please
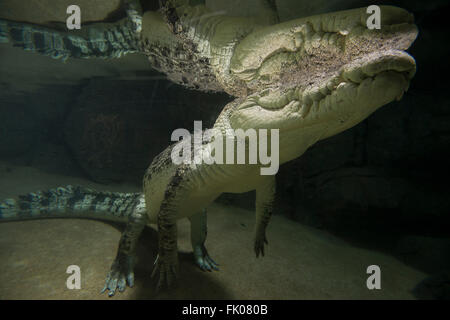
left=254, top=231, right=268, bottom=258
left=151, top=254, right=179, bottom=291
left=193, top=244, right=219, bottom=271
left=101, top=254, right=134, bottom=297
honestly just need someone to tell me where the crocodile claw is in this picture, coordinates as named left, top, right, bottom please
left=193, top=244, right=219, bottom=271
left=151, top=254, right=179, bottom=291
left=254, top=232, right=269, bottom=258
left=101, top=254, right=135, bottom=297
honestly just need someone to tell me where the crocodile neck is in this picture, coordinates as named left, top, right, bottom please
left=140, top=9, right=261, bottom=94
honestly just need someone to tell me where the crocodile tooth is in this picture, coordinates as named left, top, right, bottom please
left=299, top=103, right=312, bottom=118
left=296, top=87, right=303, bottom=100
left=336, top=82, right=346, bottom=90
left=310, top=101, right=320, bottom=120
left=284, top=89, right=295, bottom=102
left=310, top=89, right=324, bottom=101
left=288, top=100, right=301, bottom=112
left=311, top=32, right=323, bottom=49
left=343, top=66, right=365, bottom=83
left=321, top=32, right=331, bottom=45
left=348, top=82, right=359, bottom=100
left=320, top=85, right=329, bottom=96
left=396, top=91, right=404, bottom=101
left=322, top=94, right=330, bottom=112
left=258, top=89, right=298, bottom=109
left=294, top=32, right=304, bottom=48
left=328, top=33, right=338, bottom=47
left=302, top=23, right=314, bottom=39
left=302, top=93, right=312, bottom=106
left=239, top=100, right=256, bottom=110
left=319, top=95, right=327, bottom=112
left=312, top=101, right=319, bottom=109
left=327, top=79, right=336, bottom=91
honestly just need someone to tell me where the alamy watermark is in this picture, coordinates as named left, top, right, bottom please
left=170, top=121, right=279, bottom=176
left=66, top=5, right=81, bottom=30
left=66, top=4, right=382, bottom=31
left=366, top=265, right=381, bottom=290
left=366, top=5, right=381, bottom=30
left=66, top=265, right=81, bottom=289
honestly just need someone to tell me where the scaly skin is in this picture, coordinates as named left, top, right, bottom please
left=0, top=3, right=418, bottom=295
left=0, top=1, right=142, bottom=60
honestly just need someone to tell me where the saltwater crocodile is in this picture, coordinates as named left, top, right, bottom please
left=0, top=1, right=418, bottom=295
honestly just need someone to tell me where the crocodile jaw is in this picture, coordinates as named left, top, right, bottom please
left=230, top=49, right=415, bottom=128
left=229, top=6, right=417, bottom=93
left=227, top=48, right=415, bottom=164
left=224, top=6, right=417, bottom=163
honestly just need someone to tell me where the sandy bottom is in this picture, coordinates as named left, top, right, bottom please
left=0, top=162, right=427, bottom=299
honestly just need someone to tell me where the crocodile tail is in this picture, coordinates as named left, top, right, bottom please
left=0, top=9, right=142, bottom=61
left=0, top=185, right=145, bottom=223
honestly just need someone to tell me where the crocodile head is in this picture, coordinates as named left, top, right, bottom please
left=227, top=6, right=418, bottom=164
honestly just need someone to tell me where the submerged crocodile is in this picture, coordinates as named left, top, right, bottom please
left=0, top=1, right=418, bottom=296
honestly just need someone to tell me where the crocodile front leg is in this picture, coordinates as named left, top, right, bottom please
left=189, top=209, right=219, bottom=271
left=254, top=175, right=276, bottom=257
left=102, top=195, right=147, bottom=296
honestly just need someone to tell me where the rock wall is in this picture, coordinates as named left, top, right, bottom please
left=64, top=78, right=228, bottom=183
